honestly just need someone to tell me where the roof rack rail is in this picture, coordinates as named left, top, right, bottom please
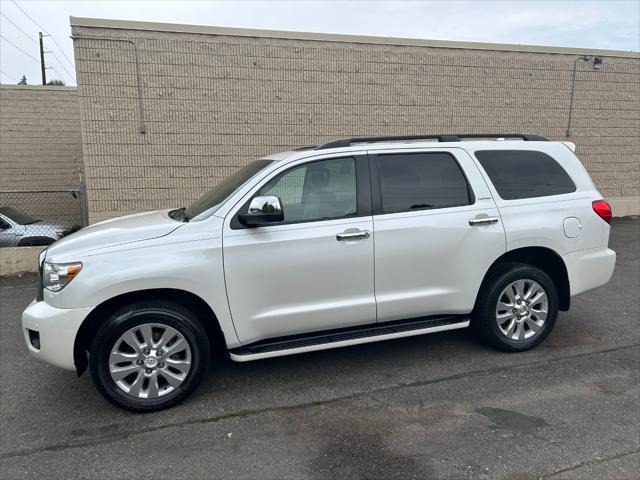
left=315, top=133, right=549, bottom=150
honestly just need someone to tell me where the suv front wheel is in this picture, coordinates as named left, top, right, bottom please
left=474, top=262, right=559, bottom=352
left=89, top=300, right=210, bottom=412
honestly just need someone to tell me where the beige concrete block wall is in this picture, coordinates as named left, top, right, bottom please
left=0, top=86, right=84, bottom=222
left=70, top=19, right=639, bottom=223
left=0, top=246, right=45, bottom=276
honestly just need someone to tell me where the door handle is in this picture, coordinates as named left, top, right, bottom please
left=336, top=230, right=371, bottom=241
left=469, top=217, right=499, bottom=226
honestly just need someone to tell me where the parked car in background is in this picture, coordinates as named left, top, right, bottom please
left=0, top=206, right=79, bottom=247
left=21, top=133, right=616, bottom=411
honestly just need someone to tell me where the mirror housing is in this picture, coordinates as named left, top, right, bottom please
left=238, top=195, right=284, bottom=226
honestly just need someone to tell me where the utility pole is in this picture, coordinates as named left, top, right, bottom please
left=39, top=31, right=46, bottom=85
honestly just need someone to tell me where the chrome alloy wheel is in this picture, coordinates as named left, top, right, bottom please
left=108, top=323, right=192, bottom=399
left=495, top=279, right=549, bottom=341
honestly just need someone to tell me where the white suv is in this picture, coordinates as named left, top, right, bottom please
left=22, top=134, right=616, bottom=411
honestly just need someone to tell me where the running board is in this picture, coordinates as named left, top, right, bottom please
left=229, top=316, right=469, bottom=362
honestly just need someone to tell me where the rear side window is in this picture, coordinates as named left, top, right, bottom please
left=475, top=150, right=576, bottom=200
left=376, top=152, right=473, bottom=214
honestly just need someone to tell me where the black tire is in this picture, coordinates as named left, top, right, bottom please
left=473, top=262, right=559, bottom=352
left=89, top=300, right=210, bottom=412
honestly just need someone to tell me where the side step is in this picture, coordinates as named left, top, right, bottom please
left=229, top=315, right=469, bottom=362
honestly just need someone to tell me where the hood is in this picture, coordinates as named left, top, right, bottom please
left=46, top=210, right=184, bottom=260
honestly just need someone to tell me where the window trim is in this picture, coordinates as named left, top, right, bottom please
left=369, top=151, right=476, bottom=216
left=230, top=155, right=371, bottom=230
left=474, top=149, right=577, bottom=201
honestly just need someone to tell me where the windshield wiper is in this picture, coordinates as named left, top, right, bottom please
left=169, top=207, right=189, bottom=222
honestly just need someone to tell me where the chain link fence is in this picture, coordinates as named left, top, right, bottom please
left=0, top=187, right=88, bottom=248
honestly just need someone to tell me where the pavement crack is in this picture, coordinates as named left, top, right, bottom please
left=539, top=447, right=640, bottom=478
left=2, top=342, right=638, bottom=460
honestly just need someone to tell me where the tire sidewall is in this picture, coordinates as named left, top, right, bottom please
left=480, top=264, right=559, bottom=351
left=90, top=302, right=209, bottom=412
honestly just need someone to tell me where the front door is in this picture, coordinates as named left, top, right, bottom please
left=223, top=155, right=376, bottom=345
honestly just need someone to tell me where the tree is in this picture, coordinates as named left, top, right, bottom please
left=17, top=75, right=27, bottom=85
left=47, top=79, right=65, bottom=86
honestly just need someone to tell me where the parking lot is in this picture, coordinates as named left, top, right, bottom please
left=0, top=218, right=638, bottom=479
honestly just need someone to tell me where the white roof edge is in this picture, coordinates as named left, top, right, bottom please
left=0, top=85, right=77, bottom=91
left=69, top=16, right=640, bottom=59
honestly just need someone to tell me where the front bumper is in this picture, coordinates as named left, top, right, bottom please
left=21, top=300, right=93, bottom=370
left=564, top=247, right=616, bottom=297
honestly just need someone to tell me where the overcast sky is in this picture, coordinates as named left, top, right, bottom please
left=1, top=0, right=638, bottom=86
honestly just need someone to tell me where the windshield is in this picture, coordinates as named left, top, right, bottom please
left=0, top=206, right=38, bottom=225
left=184, top=160, right=274, bottom=221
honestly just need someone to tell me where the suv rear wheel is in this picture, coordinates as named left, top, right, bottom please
left=89, top=300, right=210, bottom=412
left=473, top=262, right=558, bottom=352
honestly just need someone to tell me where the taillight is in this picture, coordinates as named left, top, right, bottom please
left=592, top=200, right=612, bottom=224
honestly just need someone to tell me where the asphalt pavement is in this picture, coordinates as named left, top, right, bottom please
left=1, top=218, right=638, bottom=479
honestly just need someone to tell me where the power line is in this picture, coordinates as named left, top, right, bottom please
left=0, top=69, right=21, bottom=83
left=47, top=32, right=75, bottom=71
left=0, top=11, right=38, bottom=45
left=10, top=0, right=75, bottom=70
left=48, top=50, right=76, bottom=83
left=49, top=66, right=67, bottom=83
left=10, top=0, right=46, bottom=31
left=0, top=34, right=40, bottom=63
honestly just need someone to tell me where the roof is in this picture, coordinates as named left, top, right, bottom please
left=69, top=17, right=639, bottom=59
left=266, top=138, right=572, bottom=164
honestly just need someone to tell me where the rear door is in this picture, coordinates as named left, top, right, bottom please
left=370, top=147, right=506, bottom=322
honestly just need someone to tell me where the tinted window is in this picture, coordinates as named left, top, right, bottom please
left=475, top=150, right=576, bottom=200
left=0, top=206, right=37, bottom=225
left=259, top=157, right=357, bottom=223
left=377, top=152, right=473, bottom=214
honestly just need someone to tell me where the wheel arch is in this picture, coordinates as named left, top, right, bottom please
left=73, top=288, right=226, bottom=376
left=18, top=236, right=55, bottom=246
left=476, top=246, right=570, bottom=312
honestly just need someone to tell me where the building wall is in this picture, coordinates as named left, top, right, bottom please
left=70, top=19, right=640, bottom=223
left=0, top=85, right=83, bottom=222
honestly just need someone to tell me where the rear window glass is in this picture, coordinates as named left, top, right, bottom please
left=475, top=150, right=576, bottom=200
left=377, top=152, right=473, bottom=214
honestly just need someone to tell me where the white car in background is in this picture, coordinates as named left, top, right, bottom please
left=22, top=133, right=616, bottom=411
left=0, top=206, right=78, bottom=247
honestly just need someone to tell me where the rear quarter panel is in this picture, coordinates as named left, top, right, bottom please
left=467, top=142, right=606, bottom=255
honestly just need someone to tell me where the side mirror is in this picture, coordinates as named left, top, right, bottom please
left=238, top=196, right=284, bottom=227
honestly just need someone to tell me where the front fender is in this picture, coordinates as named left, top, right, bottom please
left=58, top=237, right=240, bottom=348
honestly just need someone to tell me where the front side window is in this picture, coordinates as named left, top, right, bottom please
left=376, top=152, right=473, bottom=214
left=185, top=160, right=274, bottom=221
left=475, top=150, right=576, bottom=200
left=258, top=157, right=357, bottom=223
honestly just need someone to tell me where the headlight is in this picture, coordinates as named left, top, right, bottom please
left=43, top=262, right=82, bottom=292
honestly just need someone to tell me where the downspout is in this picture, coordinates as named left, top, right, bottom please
left=566, top=55, right=593, bottom=138
left=70, top=35, right=147, bottom=135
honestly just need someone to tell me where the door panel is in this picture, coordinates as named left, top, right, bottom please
left=224, top=218, right=375, bottom=344
left=223, top=154, right=375, bottom=345
left=371, top=148, right=505, bottom=322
